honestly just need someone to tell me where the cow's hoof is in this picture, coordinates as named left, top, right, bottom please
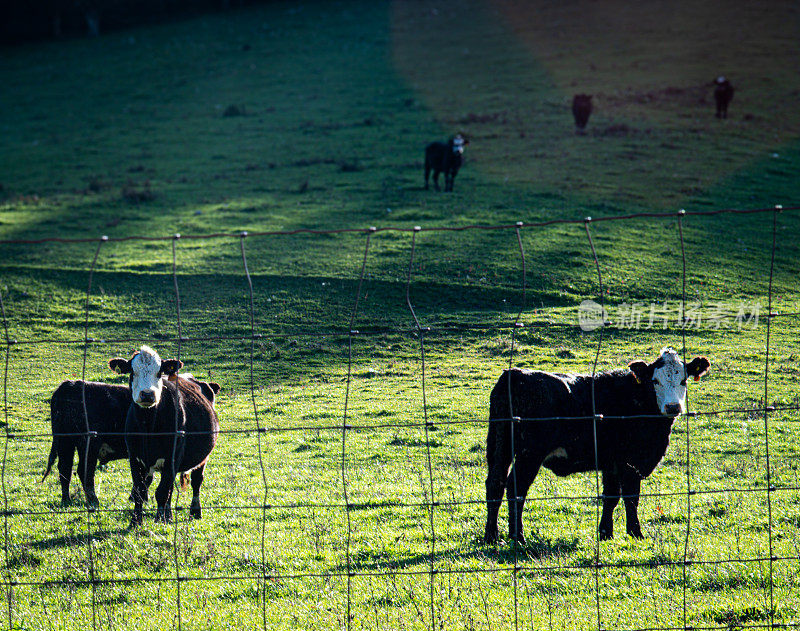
left=509, top=532, right=526, bottom=546
left=483, top=529, right=499, bottom=545
left=627, top=528, right=644, bottom=539
left=87, top=497, right=100, bottom=511
left=60, top=498, right=72, bottom=508
left=189, top=507, right=202, bottom=520
left=130, top=515, right=143, bottom=527
left=599, top=528, right=613, bottom=541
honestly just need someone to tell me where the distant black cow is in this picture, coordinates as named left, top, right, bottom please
left=484, top=347, right=710, bottom=544
left=713, top=77, right=734, bottom=118
left=424, top=134, right=467, bottom=192
left=109, top=346, right=219, bottom=524
left=572, top=94, right=593, bottom=131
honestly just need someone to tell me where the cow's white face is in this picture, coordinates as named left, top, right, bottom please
left=452, top=135, right=465, bottom=154
left=629, top=347, right=710, bottom=418
left=130, top=346, right=164, bottom=408
left=651, top=348, right=688, bottom=417
left=108, top=345, right=183, bottom=409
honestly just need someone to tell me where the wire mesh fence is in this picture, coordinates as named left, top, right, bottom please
left=0, top=205, right=798, bottom=630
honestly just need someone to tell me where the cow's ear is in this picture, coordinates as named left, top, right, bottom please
left=109, top=358, right=131, bottom=375
left=161, top=359, right=183, bottom=376
left=628, top=360, right=650, bottom=385
left=207, top=382, right=221, bottom=395
left=686, top=356, right=710, bottom=381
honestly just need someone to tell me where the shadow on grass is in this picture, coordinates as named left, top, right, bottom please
left=340, top=533, right=580, bottom=574
left=27, top=526, right=129, bottom=553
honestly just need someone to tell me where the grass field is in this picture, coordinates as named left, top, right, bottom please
left=1, top=1, right=800, bottom=629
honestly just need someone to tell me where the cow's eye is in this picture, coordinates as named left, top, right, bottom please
left=652, top=378, right=660, bottom=386
left=680, top=379, right=687, bottom=386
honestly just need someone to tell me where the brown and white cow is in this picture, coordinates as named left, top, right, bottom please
left=109, top=346, right=219, bottom=524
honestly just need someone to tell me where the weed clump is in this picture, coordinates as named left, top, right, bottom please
left=222, top=104, right=246, bottom=117
left=338, top=158, right=362, bottom=172
left=121, top=180, right=155, bottom=203
left=86, top=176, right=110, bottom=193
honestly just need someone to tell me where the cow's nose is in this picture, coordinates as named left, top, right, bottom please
left=664, top=403, right=681, bottom=416
left=139, top=391, right=155, bottom=404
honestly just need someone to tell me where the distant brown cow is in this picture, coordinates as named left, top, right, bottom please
left=572, top=94, right=593, bottom=132
left=713, top=77, right=734, bottom=118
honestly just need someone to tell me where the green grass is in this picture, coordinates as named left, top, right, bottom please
left=1, top=0, right=800, bottom=629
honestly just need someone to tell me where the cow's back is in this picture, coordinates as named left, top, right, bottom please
left=425, top=142, right=447, bottom=166
left=51, top=380, right=130, bottom=434
left=174, top=379, right=219, bottom=471
left=490, top=369, right=583, bottom=420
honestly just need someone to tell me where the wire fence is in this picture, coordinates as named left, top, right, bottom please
left=0, top=204, right=798, bottom=630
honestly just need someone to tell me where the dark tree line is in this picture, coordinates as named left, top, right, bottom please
left=2, top=0, right=268, bottom=45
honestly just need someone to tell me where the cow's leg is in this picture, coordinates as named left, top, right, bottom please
left=129, top=458, right=148, bottom=526
left=432, top=170, right=441, bottom=191
left=56, top=440, right=75, bottom=506
left=599, top=469, right=621, bottom=540
left=506, top=454, right=542, bottom=545
left=154, top=472, right=174, bottom=523
left=484, top=419, right=512, bottom=544
left=189, top=465, right=205, bottom=520
left=77, top=444, right=100, bottom=510
left=621, top=472, right=643, bottom=538
left=129, top=473, right=153, bottom=503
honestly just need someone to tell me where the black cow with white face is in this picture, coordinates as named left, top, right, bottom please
left=484, top=347, right=710, bottom=544
left=424, top=134, right=467, bottom=192
left=713, top=76, right=734, bottom=118
left=109, top=345, right=219, bottom=524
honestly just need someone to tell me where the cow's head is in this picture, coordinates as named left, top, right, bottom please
left=628, top=347, right=710, bottom=417
left=451, top=134, right=467, bottom=154
left=108, top=345, right=183, bottom=409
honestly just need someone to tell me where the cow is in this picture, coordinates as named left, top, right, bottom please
left=572, top=94, right=593, bottom=132
left=43, top=374, right=218, bottom=509
left=42, top=380, right=131, bottom=508
left=108, top=346, right=220, bottom=524
left=483, top=347, right=710, bottom=545
left=424, top=134, right=467, bottom=192
left=713, top=77, right=734, bottom=118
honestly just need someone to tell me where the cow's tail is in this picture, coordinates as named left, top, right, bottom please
left=180, top=473, right=190, bottom=490
left=42, top=439, right=58, bottom=482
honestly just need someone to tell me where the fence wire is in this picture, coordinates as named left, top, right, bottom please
left=0, top=204, right=798, bottom=630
